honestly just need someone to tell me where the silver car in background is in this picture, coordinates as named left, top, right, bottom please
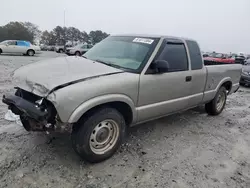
left=65, top=43, right=93, bottom=56
left=0, top=40, right=41, bottom=56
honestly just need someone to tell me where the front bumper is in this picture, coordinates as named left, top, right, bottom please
left=2, top=95, right=48, bottom=121
left=240, top=74, right=250, bottom=85
left=2, top=90, right=72, bottom=132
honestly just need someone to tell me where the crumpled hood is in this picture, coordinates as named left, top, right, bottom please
left=14, top=56, right=122, bottom=96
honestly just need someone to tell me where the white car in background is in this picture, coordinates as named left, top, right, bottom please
left=0, top=40, right=41, bottom=56
left=65, top=43, right=93, bottom=56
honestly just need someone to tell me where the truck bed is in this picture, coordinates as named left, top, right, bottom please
left=203, top=64, right=242, bottom=102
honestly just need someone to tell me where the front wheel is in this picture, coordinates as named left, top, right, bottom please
left=71, top=107, right=126, bottom=163
left=205, top=86, right=227, bottom=115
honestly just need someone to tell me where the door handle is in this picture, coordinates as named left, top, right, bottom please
left=186, top=76, right=192, bottom=82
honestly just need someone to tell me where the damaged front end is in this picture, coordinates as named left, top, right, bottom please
left=2, top=88, right=71, bottom=133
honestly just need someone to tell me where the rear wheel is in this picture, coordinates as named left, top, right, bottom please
left=59, top=49, right=64, bottom=53
left=27, top=50, right=35, bottom=56
left=205, top=86, right=227, bottom=115
left=71, top=107, right=126, bottom=163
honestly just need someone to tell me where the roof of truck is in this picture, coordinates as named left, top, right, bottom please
left=112, top=34, right=196, bottom=42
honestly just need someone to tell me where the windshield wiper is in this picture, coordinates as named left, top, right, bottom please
left=94, top=59, right=122, bottom=69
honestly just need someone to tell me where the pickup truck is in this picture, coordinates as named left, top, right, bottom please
left=2, top=35, right=242, bottom=163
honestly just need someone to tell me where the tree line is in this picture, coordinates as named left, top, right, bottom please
left=0, top=21, right=109, bottom=45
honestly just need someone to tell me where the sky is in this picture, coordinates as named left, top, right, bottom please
left=0, top=0, right=250, bottom=53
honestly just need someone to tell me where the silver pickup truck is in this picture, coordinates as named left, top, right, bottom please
left=2, top=35, right=242, bottom=163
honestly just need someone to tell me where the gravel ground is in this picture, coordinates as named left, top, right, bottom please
left=0, top=52, right=250, bottom=188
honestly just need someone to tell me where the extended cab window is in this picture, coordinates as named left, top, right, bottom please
left=186, top=40, right=203, bottom=70
left=157, top=42, right=188, bottom=72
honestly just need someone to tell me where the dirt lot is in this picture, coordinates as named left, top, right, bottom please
left=0, top=52, right=250, bottom=188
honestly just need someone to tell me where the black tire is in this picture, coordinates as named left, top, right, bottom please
left=0, top=49, right=2, bottom=54
left=59, top=49, right=64, bottom=53
left=71, top=107, right=126, bottom=163
left=27, top=49, right=35, bottom=56
left=75, top=51, right=81, bottom=56
left=205, top=86, right=227, bottom=115
left=239, top=82, right=245, bottom=86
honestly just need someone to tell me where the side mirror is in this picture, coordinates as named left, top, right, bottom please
left=153, top=60, right=169, bottom=73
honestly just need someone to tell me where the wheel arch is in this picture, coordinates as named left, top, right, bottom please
left=68, top=94, right=137, bottom=126
left=27, top=49, right=35, bottom=54
left=75, top=51, right=81, bottom=55
left=216, top=77, right=232, bottom=94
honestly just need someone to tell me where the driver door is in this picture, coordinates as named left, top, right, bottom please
left=137, top=39, right=192, bottom=122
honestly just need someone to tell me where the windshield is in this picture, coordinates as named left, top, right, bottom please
left=84, top=36, right=159, bottom=72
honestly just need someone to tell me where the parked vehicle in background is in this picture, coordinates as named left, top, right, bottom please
left=2, top=35, right=242, bottom=163
left=240, top=59, right=250, bottom=86
left=204, top=52, right=235, bottom=65
left=55, top=44, right=74, bottom=53
left=230, top=53, right=246, bottom=65
left=0, top=40, right=41, bottom=56
left=54, top=45, right=65, bottom=53
left=65, top=43, right=93, bottom=56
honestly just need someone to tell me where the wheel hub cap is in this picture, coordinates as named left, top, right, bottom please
left=216, top=92, right=225, bottom=111
left=96, top=127, right=109, bottom=143
left=89, top=119, right=119, bottom=154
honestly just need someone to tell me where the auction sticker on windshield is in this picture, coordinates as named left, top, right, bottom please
left=133, top=38, right=154, bottom=44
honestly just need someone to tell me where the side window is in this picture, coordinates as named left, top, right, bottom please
left=186, top=40, right=203, bottom=70
left=17, top=41, right=27, bottom=46
left=7, top=41, right=16, bottom=45
left=158, top=42, right=188, bottom=72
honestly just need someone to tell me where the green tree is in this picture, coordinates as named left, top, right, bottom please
left=53, top=26, right=65, bottom=45
left=66, top=27, right=82, bottom=43
left=80, top=31, right=90, bottom=43
left=23, top=22, right=41, bottom=41
left=89, top=30, right=109, bottom=45
left=0, top=22, right=34, bottom=42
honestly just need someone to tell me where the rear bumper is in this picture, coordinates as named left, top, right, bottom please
left=2, top=95, right=47, bottom=121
